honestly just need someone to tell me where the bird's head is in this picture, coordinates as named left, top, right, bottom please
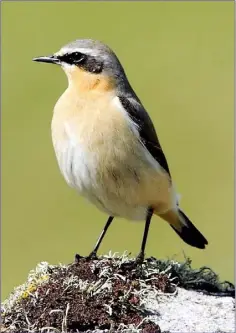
left=33, top=39, right=127, bottom=92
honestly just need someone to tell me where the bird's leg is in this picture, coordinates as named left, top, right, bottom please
left=87, top=216, right=114, bottom=259
left=136, top=208, right=154, bottom=263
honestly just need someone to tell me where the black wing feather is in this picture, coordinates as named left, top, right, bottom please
left=118, top=95, right=171, bottom=178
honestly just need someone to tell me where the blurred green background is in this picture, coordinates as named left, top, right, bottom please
left=2, top=1, right=234, bottom=300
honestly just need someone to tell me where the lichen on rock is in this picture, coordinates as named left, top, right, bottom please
left=1, top=252, right=235, bottom=333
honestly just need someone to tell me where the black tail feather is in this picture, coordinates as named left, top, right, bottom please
left=171, top=210, right=208, bottom=249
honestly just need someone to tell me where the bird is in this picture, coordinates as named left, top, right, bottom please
left=33, top=39, right=208, bottom=262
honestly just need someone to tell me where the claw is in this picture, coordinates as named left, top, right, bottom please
left=75, top=253, right=84, bottom=263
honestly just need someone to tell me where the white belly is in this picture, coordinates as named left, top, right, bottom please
left=52, top=94, right=176, bottom=220
left=52, top=135, right=150, bottom=219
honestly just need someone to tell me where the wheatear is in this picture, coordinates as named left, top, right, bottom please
left=33, top=39, right=208, bottom=261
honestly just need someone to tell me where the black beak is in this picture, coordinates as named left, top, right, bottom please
left=32, top=55, right=60, bottom=65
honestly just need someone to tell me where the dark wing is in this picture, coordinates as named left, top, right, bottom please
left=118, top=95, right=171, bottom=178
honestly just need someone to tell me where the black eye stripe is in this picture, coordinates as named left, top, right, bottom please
left=58, top=52, right=103, bottom=74
left=58, top=52, right=86, bottom=64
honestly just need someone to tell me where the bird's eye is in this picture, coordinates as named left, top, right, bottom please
left=71, top=52, right=86, bottom=63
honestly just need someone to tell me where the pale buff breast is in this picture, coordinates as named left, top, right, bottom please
left=51, top=86, right=176, bottom=220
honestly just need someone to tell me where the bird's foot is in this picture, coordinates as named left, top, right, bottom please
left=86, top=251, right=98, bottom=261
left=74, top=252, right=98, bottom=263
left=136, top=251, right=145, bottom=265
left=75, top=253, right=84, bottom=263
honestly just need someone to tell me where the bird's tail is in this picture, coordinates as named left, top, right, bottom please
left=157, top=209, right=208, bottom=249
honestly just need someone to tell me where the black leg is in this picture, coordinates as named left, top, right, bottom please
left=88, top=216, right=114, bottom=259
left=136, top=208, right=153, bottom=263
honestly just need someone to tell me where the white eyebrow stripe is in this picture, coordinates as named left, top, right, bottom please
left=55, top=47, right=98, bottom=57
